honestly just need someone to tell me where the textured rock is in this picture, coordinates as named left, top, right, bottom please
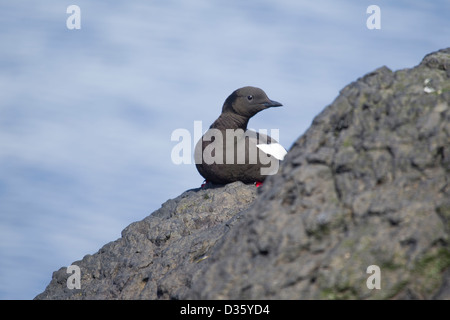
left=36, top=48, right=450, bottom=300
left=35, top=182, right=258, bottom=299
left=187, top=48, right=450, bottom=300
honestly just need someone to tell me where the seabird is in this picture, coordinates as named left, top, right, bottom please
left=194, top=86, right=286, bottom=185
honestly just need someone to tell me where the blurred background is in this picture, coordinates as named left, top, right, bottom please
left=0, top=0, right=448, bottom=299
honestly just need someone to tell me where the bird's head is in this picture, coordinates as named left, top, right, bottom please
left=222, top=86, right=282, bottom=118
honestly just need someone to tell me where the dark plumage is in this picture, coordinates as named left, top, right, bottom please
left=194, top=86, right=285, bottom=184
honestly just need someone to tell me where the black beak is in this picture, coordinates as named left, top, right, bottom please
left=264, top=100, right=283, bottom=108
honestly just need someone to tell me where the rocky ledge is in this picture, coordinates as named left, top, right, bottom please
left=36, top=48, right=450, bottom=300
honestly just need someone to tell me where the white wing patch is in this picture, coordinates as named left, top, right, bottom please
left=256, top=143, right=287, bottom=161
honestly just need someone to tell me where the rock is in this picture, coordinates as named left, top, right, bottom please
left=35, top=48, right=450, bottom=300
left=35, top=182, right=258, bottom=299
left=187, top=48, right=450, bottom=300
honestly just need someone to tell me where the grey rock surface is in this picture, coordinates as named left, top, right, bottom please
left=36, top=48, right=450, bottom=300
left=35, top=182, right=258, bottom=299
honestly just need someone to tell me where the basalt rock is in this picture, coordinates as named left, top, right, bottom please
left=35, top=182, right=258, bottom=299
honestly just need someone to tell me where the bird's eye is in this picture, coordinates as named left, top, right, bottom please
left=247, top=95, right=253, bottom=101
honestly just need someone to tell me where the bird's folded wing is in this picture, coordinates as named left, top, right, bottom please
left=256, top=143, right=287, bottom=161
